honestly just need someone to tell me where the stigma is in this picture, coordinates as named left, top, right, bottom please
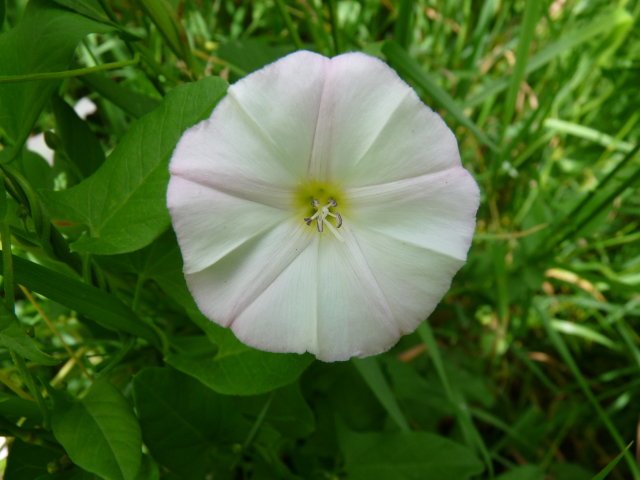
left=304, top=199, right=344, bottom=241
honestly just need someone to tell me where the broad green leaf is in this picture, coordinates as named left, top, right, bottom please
left=0, top=0, right=112, bottom=152
left=238, top=382, right=315, bottom=439
left=51, top=95, right=105, bottom=180
left=51, top=0, right=111, bottom=25
left=80, top=72, right=160, bottom=118
left=132, top=367, right=249, bottom=478
left=341, top=431, right=484, bottom=480
left=42, top=76, right=227, bottom=255
left=0, top=302, right=59, bottom=365
left=217, top=39, right=295, bottom=76
left=0, top=391, right=42, bottom=421
left=51, top=378, right=142, bottom=480
left=166, top=342, right=313, bottom=396
left=1, top=251, right=161, bottom=347
left=4, top=439, right=61, bottom=480
left=166, top=315, right=314, bottom=396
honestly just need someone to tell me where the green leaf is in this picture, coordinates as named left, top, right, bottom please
left=239, top=382, right=315, bottom=439
left=217, top=39, right=294, bottom=76
left=591, top=443, right=634, bottom=480
left=51, top=95, right=105, bottom=180
left=0, top=391, right=42, bottom=421
left=0, top=0, right=112, bottom=152
left=132, top=367, right=249, bottom=478
left=51, top=378, right=142, bottom=480
left=80, top=72, right=160, bottom=118
left=0, top=302, right=59, bottom=365
left=51, top=0, right=111, bottom=25
left=352, top=357, right=410, bottom=432
left=1, top=251, right=161, bottom=347
left=166, top=317, right=314, bottom=396
left=5, top=439, right=61, bottom=480
left=138, top=0, right=199, bottom=75
left=494, top=465, right=545, bottom=480
left=500, top=0, right=541, bottom=138
left=342, top=431, right=484, bottom=480
left=42, top=76, right=227, bottom=255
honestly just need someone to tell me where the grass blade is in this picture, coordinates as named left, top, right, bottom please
left=417, top=323, right=494, bottom=476
left=353, top=357, right=410, bottom=432
left=382, top=41, right=498, bottom=151
left=537, top=304, right=640, bottom=477
left=500, top=0, right=541, bottom=140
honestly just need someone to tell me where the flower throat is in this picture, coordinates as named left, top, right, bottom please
left=295, top=182, right=345, bottom=241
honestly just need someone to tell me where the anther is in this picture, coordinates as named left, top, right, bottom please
left=304, top=198, right=344, bottom=241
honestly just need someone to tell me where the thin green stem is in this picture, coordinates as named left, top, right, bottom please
left=0, top=188, right=15, bottom=310
left=0, top=54, right=140, bottom=84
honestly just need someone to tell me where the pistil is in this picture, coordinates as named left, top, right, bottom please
left=304, top=199, right=344, bottom=241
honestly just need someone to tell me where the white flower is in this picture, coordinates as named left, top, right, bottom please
left=167, top=51, right=479, bottom=362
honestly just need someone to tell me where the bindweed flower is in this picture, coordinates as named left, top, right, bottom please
left=167, top=51, right=479, bottom=362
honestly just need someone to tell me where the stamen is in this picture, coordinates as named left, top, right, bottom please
left=304, top=198, right=344, bottom=241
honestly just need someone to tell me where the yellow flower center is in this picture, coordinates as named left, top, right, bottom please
left=294, top=181, right=346, bottom=241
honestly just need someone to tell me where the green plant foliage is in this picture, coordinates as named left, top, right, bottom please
left=133, top=367, right=250, bottom=478
left=51, top=378, right=142, bottom=480
left=0, top=0, right=639, bottom=479
left=0, top=0, right=113, bottom=155
left=43, top=76, right=227, bottom=255
left=341, top=430, right=484, bottom=479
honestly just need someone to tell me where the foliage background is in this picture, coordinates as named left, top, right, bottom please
left=0, top=0, right=639, bottom=478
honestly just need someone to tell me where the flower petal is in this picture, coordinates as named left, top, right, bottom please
left=309, top=52, right=428, bottom=182
left=169, top=97, right=296, bottom=197
left=313, top=228, right=402, bottom=361
left=185, top=219, right=314, bottom=330
left=186, top=223, right=408, bottom=361
left=167, top=176, right=291, bottom=274
left=221, top=228, right=402, bottom=362
left=223, top=236, right=321, bottom=356
left=342, top=88, right=461, bottom=186
left=347, top=167, right=479, bottom=261
left=225, top=50, right=329, bottom=179
left=347, top=226, right=466, bottom=335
